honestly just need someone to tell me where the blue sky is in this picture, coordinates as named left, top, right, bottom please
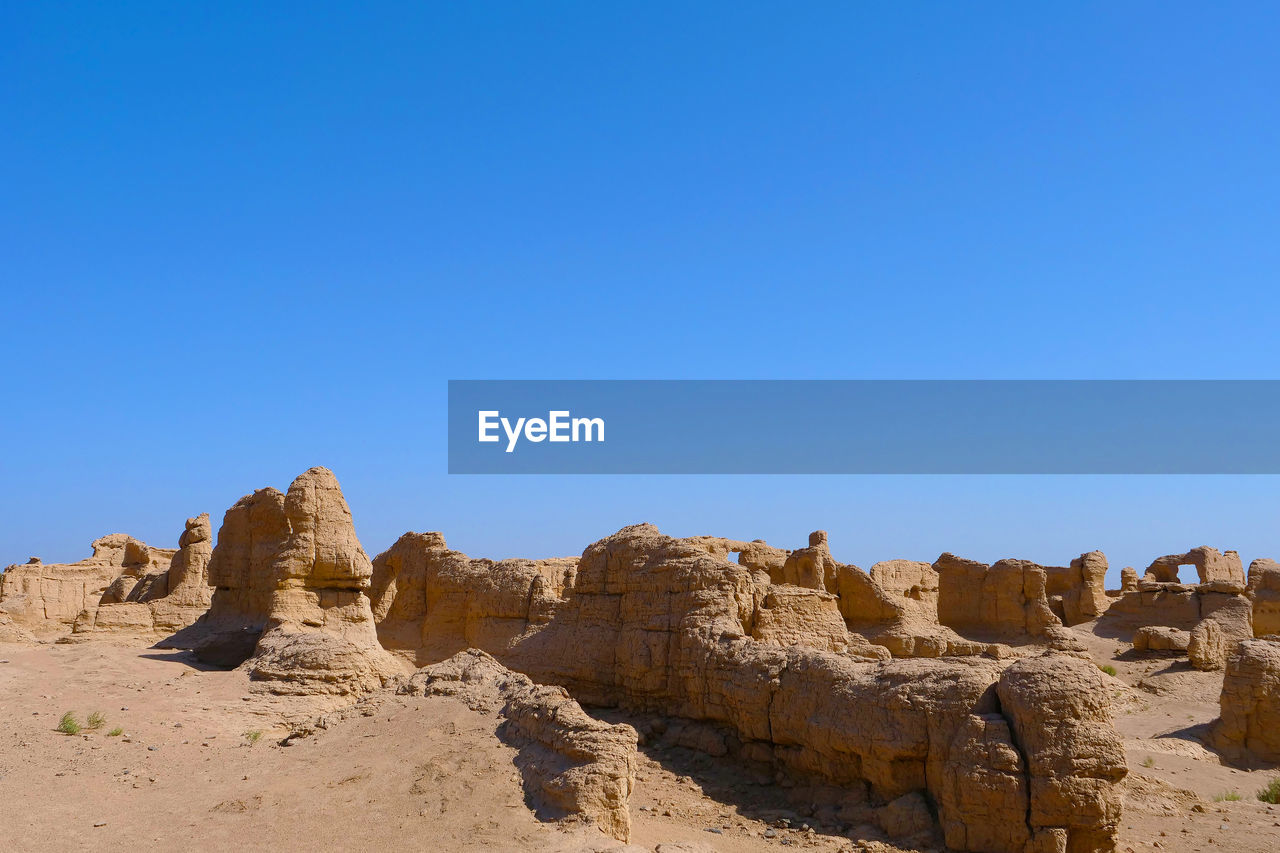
left=3, top=2, right=1279, bottom=585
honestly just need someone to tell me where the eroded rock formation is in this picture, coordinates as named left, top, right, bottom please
left=1247, top=558, right=1280, bottom=637
left=1210, top=638, right=1280, bottom=765
left=398, top=648, right=638, bottom=841
left=0, top=533, right=175, bottom=634
left=371, top=522, right=1128, bottom=852
left=189, top=467, right=402, bottom=694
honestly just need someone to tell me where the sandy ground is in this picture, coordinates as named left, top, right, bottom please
left=1, top=630, right=1278, bottom=853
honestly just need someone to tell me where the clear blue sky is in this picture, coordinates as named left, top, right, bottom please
left=4, top=3, right=1280, bottom=585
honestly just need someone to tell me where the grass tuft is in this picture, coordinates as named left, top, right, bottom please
left=107, top=727, right=124, bottom=737
left=1141, top=756, right=1155, bottom=768
left=1257, top=778, right=1280, bottom=804
left=1099, top=664, right=1118, bottom=677
left=243, top=730, right=263, bottom=745
left=87, top=711, right=106, bottom=731
left=57, top=712, right=81, bottom=735
left=1213, top=790, right=1242, bottom=802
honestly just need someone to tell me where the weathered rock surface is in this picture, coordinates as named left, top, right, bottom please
left=935, top=554, right=1062, bottom=639
left=372, top=522, right=1128, bottom=852
left=1132, top=625, right=1190, bottom=653
left=1144, top=546, right=1245, bottom=588
left=997, top=654, right=1127, bottom=853
left=1247, top=557, right=1280, bottom=637
left=75, top=514, right=215, bottom=637
left=1210, top=637, right=1280, bottom=765
left=0, top=533, right=175, bottom=634
left=398, top=648, right=638, bottom=841
left=1188, top=593, right=1253, bottom=671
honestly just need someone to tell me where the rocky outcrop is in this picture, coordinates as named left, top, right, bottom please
left=997, top=655, right=1127, bottom=853
left=196, top=488, right=289, bottom=665
left=240, top=467, right=402, bottom=695
left=75, top=514, right=216, bottom=637
left=183, top=467, right=401, bottom=694
left=372, top=522, right=1128, bottom=852
left=1247, top=558, right=1280, bottom=637
left=749, top=586, right=889, bottom=659
left=1144, top=546, right=1245, bottom=589
left=369, top=531, right=576, bottom=668
left=1210, top=638, right=1280, bottom=765
left=781, top=530, right=839, bottom=590
left=1188, top=594, right=1253, bottom=671
left=399, top=649, right=638, bottom=841
left=0, top=533, right=175, bottom=634
left=1045, top=551, right=1110, bottom=626
left=935, top=554, right=1062, bottom=639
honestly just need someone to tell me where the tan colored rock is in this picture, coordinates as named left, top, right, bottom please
left=997, top=654, right=1127, bottom=853
left=1120, top=567, right=1138, bottom=593
left=399, top=648, right=638, bottom=841
left=1188, top=593, right=1252, bottom=671
left=748, top=586, right=888, bottom=659
left=370, top=531, right=576, bottom=668
left=1247, top=558, right=1280, bottom=637
left=195, top=488, right=289, bottom=666
left=1043, top=551, right=1109, bottom=626
left=0, top=533, right=174, bottom=634
left=1145, top=546, right=1245, bottom=588
left=1132, top=626, right=1190, bottom=652
left=1210, top=638, right=1280, bottom=764
left=781, top=530, right=838, bottom=591
left=243, top=467, right=402, bottom=695
left=935, top=554, right=1062, bottom=639
left=0, top=611, right=34, bottom=643
left=870, top=560, right=939, bottom=612
left=370, top=522, right=1127, bottom=852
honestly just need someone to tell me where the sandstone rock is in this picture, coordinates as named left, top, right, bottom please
left=369, top=522, right=1127, bottom=852
left=242, top=467, right=402, bottom=695
left=1145, top=546, right=1245, bottom=587
left=0, top=533, right=175, bottom=634
left=1044, top=551, right=1110, bottom=626
left=369, top=531, right=576, bottom=668
left=73, top=514, right=216, bottom=638
left=1247, top=558, right=1280, bottom=637
left=1188, top=593, right=1253, bottom=671
left=399, top=648, right=638, bottom=841
left=1132, top=626, right=1190, bottom=653
left=997, top=654, right=1127, bottom=853
left=1120, top=567, right=1138, bottom=593
left=0, top=611, right=34, bottom=643
left=1211, top=638, right=1280, bottom=765
left=935, top=554, right=1062, bottom=639
left=781, top=530, right=838, bottom=591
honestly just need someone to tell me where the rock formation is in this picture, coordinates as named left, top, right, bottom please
left=0, top=533, right=175, bottom=634
left=1210, top=637, right=1280, bottom=765
left=398, top=648, right=638, bottom=841
left=190, top=467, right=402, bottom=694
left=1144, top=546, right=1245, bottom=588
left=1132, top=625, right=1190, bottom=653
left=1187, top=593, right=1253, bottom=671
left=935, top=554, right=1062, bottom=639
left=74, top=514, right=216, bottom=636
left=1247, top=557, right=1280, bottom=636
left=371, top=522, right=1128, bottom=852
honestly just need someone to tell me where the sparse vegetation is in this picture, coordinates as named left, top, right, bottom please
left=107, top=727, right=124, bottom=737
left=1213, top=790, right=1243, bottom=802
left=1142, top=756, right=1155, bottom=768
left=56, top=712, right=81, bottom=735
left=1099, top=664, right=1118, bottom=677
left=243, top=730, right=263, bottom=745
left=87, top=711, right=106, bottom=730
left=1257, top=778, right=1280, bottom=804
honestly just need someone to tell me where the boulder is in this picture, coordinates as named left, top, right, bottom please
left=1132, top=626, right=1190, bottom=653
left=1188, top=594, right=1253, bottom=671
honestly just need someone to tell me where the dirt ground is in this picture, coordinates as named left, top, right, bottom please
left=1, top=628, right=1278, bottom=853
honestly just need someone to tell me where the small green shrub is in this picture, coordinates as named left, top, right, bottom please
left=1257, top=778, right=1280, bottom=804
left=57, top=712, right=81, bottom=735
left=243, top=730, right=263, bottom=745
left=87, top=711, right=106, bottom=730
left=107, top=727, right=124, bottom=737
left=1141, top=756, right=1155, bottom=768
left=1213, top=790, right=1242, bottom=802
left=1099, top=664, right=1118, bottom=677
